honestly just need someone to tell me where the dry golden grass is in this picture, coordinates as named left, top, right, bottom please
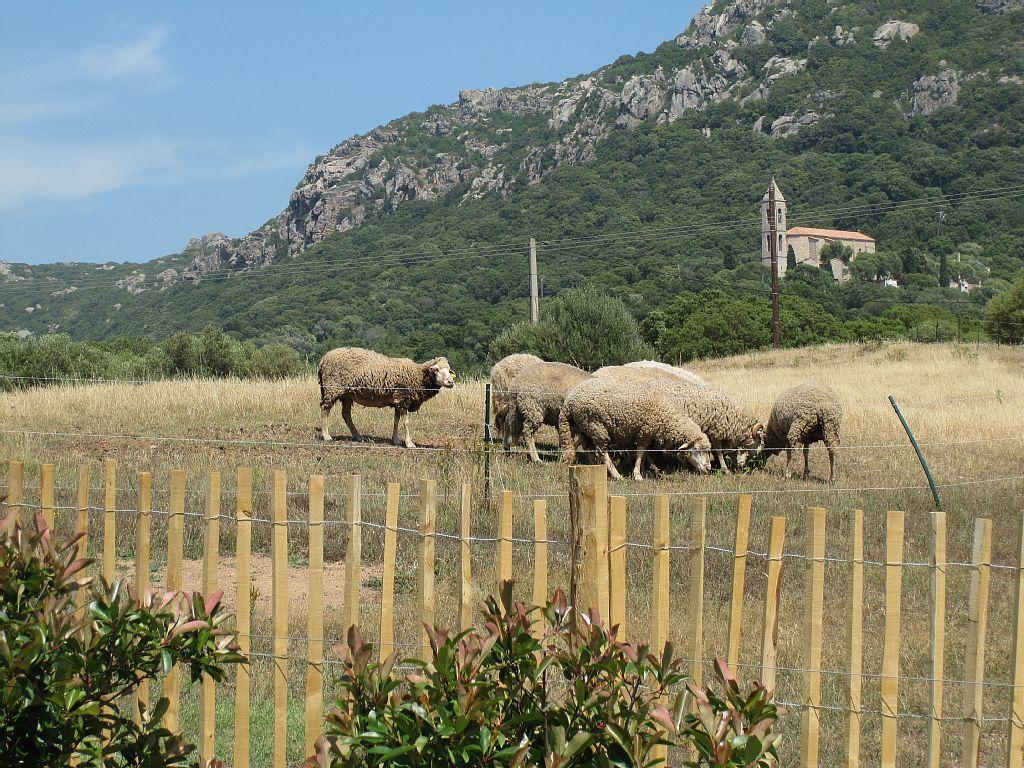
left=3, top=340, right=1023, bottom=767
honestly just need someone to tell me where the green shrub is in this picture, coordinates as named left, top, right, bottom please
left=985, top=277, right=1024, bottom=344
left=307, top=583, right=780, bottom=767
left=0, top=510, right=243, bottom=767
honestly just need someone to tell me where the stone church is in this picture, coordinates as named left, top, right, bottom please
left=761, top=181, right=876, bottom=282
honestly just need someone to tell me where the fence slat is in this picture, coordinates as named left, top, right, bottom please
left=800, top=506, right=826, bottom=768
left=689, top=497, right=707, bottom=692
left=234, top=468, right=253, bottom=768
left=569, top=465, right=608, bottom=619
left=6, top=460, right=23, bottom=521
left=1010, top=513, right=1024, bottom=768
left=532, top=499, right=548, bottom=640
left=421, top=479, right=437, bottom=661
left=593, top=472, right=610, bottom=622
left=344, top=474, right=362, bottom=634
left=880, top=510, right=904, bottom=768
left=847, top=509, right=864, bottom=768
left=40, top=463, right=55, bottom=529
left=74, top=465, right=89, bottom=618
left=499, top=490, right=513, bottom=593
left=727, top=494, right=752, bottom=669
left=103, top=459, right=116, bottom=583
left=650, top=494, right=670, bottom=768
left=380, top=482, right=399, bottom=662
left=962, top=517, right=993, bottom=768
left=459, top=483, right=473, bottom=632
left=305, top=474, right=325, bottom=758
left=133, top=472, right=151, bottom=723
left=163, top=469, right=185, bottom=732
left=199, top=471, right=220, bottom=764
left=760, top=515, right=786, bottom=692
left=929, top=510, right=947, bottom=768
left=609, top=495, right=627, bottom=639
left=272, top=470, right=289, bottom=768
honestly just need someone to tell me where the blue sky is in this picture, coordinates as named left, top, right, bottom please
left=0, top=1, right=701, bottom=265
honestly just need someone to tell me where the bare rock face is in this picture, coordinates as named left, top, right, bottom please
left=115, top=273, right=147, bottom=294
left=770, top=111, right=821, bottom=138
left=742, top=20, right=768, bottom=46
left=831, top=25, right=857, bottom=46
left=616, top=72, right=667, bottom=128
left=0, top=261, right=28, bottom=283
left=872, top=20, right=920, bottom=48
left=676, top=0, right=777, bottom=48
left=668, top=63, right=730, bottom=119
left=900, top=64, right=961, bottom=117
left=977, top=0, right=1024, bottom=12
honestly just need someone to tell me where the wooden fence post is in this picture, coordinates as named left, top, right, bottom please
left=6, top=460, right=23, bottom=521
left=690, top=497, right=707, bottom=692
left=929, top=510, right=947, bottom=768
left=760, top=516, right=786, bottom=693
left=379, top=483, right=399, bottom=662
left=75, top=464, right=90, bottom=613
left=421, top=479, right=437, bottom=661
left=568, top=465, right=608, bottom=619
left=727, top=494, right=752, bottom=669
left=498, top=490, right=513, bottom=593
left=103, top=459, right=116, bottom=583
left=234, top=468, right=253, bottom=768
left=880, top=510, right=905, bottom=768
left=200, top=470, right=221, bottom=764
left=609, top=495, right=627, bottom=639
left=459, top=483, right=473, bottom=632
left=163, top=469, right=185, bottom=732
left=305, top=474, right=325, bottom=758
left=1009, top=513, right=1024, bottom=768
left=962, top=518, right=993, bottom=768
left=532, top=499, right=548, bottom=640
left=133, top=472, right=151, bottom=722
left=800, top=507, right=826, bottom=768
left=344, top=474, right=362, bottom=634
left=650, top=494, right=670, bottom=768
left=40, top=463, right=55, bottom=529
left=272, top=470, right=289, bottom=768
left=847, top=509, right=864, bottom=768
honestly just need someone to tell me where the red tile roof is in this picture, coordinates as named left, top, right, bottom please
left=786, top=226, right=876, bottom=242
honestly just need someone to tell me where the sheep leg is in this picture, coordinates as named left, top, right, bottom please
left=827, top=445, right=836, bottom=484
left=717, top=449, right=733, bottom=475
left=784, top=447, right=793, bottom=478
left=632, top=444, right=647, bottom=481
left=802, top=444, right=811, bottom=479
left=402, top=410, right=416, bottom=449
left=526, top=432, right=542, bottom=463
left=602, top=451, right=623, bottom=481
left=321, top=402, right=334, bottom=441
left=390, top=408, right=401, bottom=446
left=342, top=398, right=361, bottom=440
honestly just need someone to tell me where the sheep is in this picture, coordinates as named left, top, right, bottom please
left=503, top=361, right=590, bottom=462
left=558, top=377, right=713, bottom=480
left=318, top=347, right=455, bottom=448
left=622, top=360, right=708, bottom=387
left=644, top=379, right=766, bottom=473
left=489, top=353, right=542, bottom=437
left=763, top=383, right=842, bottom=483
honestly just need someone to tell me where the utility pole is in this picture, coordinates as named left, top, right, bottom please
left=529, top=237, right=539, bottom=324
left=937, top=207, right=947, bottom=237
left=768, top=181, right=781, bottom=349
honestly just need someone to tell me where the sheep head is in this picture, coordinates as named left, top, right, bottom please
left=424, top=357, right=455, bottom=389
left=678, top=437, right=713, bottom=474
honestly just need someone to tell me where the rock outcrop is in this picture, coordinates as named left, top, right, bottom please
left=872, top=20, right=920, bottom=48
left=900, top=64, right=961, bottom=117
left=977, top=0, right=1023, bottom=13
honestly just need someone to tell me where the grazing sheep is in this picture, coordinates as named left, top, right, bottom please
left=763, top=383, right=842, bottom=483
left=489, top=353, right=543, bottom=436
left=559, top=377, right=713, bottom=480
left=623, top=360, right=708, bottom=387
left=503, top=361, right=590, bottom=462
left=646, top=380, right=765, bottom=473
left=318, top=347, right=455, bottom=448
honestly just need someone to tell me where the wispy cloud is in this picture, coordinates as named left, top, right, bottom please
left=69, top=26, right=170, bottom=82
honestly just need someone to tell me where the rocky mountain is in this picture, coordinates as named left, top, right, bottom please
left=2, top=0, right=1022, bottom=364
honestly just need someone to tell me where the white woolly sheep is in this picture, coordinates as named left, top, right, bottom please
left=645, top=380, right=765, bottom=473
left=559, top=377, right=713, bottom=481
left=622, top=360, right=707, bottom=387
left=318, top=347, right=455, bottom=448
left=489, top=353, right=543, bottom=436
left=763, top=383, right=843, bottom=483
left=503, top=361, right=590, bottom=462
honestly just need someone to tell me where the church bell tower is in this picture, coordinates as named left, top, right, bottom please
left=761, top=179, right=788, bottom=276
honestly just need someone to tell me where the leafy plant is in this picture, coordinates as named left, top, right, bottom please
left=307, top=582, right=781, bottom=767
left=0, top=509, right=244, bottom=767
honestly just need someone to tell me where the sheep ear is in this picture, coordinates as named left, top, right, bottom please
left=677, top=441, right=693, bottom=451
left=751, top=423, right=765, bottom=439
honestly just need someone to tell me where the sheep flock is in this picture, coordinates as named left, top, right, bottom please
left=317, top=346, right=842, bottom=483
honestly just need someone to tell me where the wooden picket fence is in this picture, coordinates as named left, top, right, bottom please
left=5, top=457, right=1024, bottom=768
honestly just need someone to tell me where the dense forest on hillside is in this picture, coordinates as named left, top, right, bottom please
left=1, top=0, right=1022, bottom=370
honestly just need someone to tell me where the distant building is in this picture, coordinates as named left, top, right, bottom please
left=760, top=181, right=876, bottom=283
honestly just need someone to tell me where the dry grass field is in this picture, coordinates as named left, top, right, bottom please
left=3, top=340, right=1024, bottom=767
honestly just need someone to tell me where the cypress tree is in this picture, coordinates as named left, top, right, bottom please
left=786, top=244, right=797, bottom=272
left=939, top=251, right=951, bottom=287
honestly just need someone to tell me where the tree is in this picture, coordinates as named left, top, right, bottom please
left=820, top=241, right=854, bottom=267
left=985, top=277, right=1024, bottom=344
left=939, top=251, right=951, bottom=288
left=786, top=244, right=797, bottom=272
left=0, top=511, right=243, bottom=767
left=490, top=285, right=653, bottom=370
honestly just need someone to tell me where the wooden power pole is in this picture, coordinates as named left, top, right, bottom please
left=529, top=237, right=539, bottom=324
left=768, top=182, right=781, bottom=349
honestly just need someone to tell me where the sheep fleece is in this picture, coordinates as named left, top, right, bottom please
left=507, top=361, right=590, bottom=435
left=647, top=380, right=763, bottom=448
left=318, top=347, right=448, bottom=412
left=766, top=383, right=842, bottom=449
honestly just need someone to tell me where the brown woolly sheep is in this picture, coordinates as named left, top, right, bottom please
left=763, top=383, right=843, bottom=483
left=318, top=347, right=454, bottom=448
left=489, top=353, right=543, bottom=437
left=503, top=361, right=590, bottom=462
